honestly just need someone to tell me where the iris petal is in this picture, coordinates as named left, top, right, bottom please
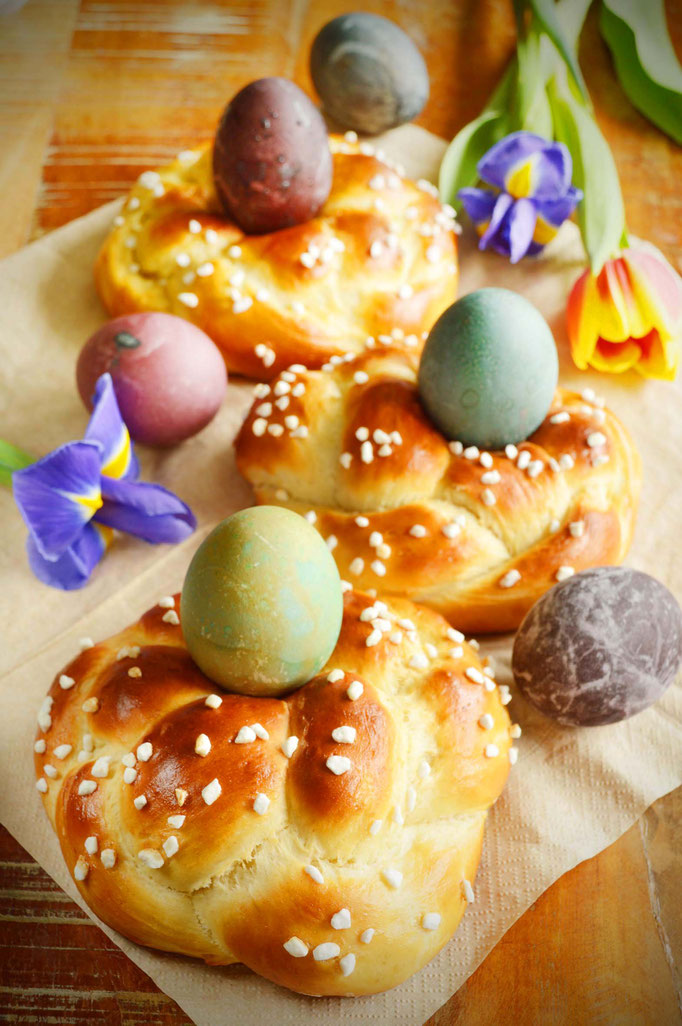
left=96, top=475, right=196, bottom=543
left=479, top=193, right=513, bottom=249
left=12, top=441, right=102, bottom=559
left=535, top=185, right=583, bottom=228
left=457, top=187, right=497, bottom=225
left=26, top=522, right=108, bottom=590
left=530, top=142, right=572, bottom=199
left=508, top=198, right=537, bottom=263
left=478, top=131, right=547, bottom=190
left=85, top=373, right=138, bottom=481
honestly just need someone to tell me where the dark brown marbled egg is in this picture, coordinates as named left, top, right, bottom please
left=213, top=77, right=332, bottom=234
left=512, top=567, right=682, bottom=726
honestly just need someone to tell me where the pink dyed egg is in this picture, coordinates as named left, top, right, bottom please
left=77, top=313, right=227, bottom=446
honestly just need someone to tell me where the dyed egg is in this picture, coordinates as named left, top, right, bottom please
left=417, top=288, right=558, bottom=449
left=77, top=313, right=227, bottom=446
left=310, top=12, right=429, bottom=134
left=213, top=77, right=333, bottom=234
left=180, top=507, right=343, bottom=694
left=512, top=567, right=682, bottom=726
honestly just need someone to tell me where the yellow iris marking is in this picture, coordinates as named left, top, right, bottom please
left=101, top=430, right=131, bottom=480
left=506, top=157, right=535, bottom=199
left=94, top=523, right=114, bottom=548
left=532, top=215, right=558, bottom=246
left=69, top=490, right=103, bottom=516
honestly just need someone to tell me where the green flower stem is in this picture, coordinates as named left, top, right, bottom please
left=0, top=440, right=34, bottom=489
left=547, top=66, right=627, bottom=272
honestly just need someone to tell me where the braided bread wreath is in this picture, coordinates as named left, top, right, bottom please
left=35, top=588, right=513, bottom=996
left=235, top=347, right=642, bottom=633
left=94, top=134, right=458, bottom=379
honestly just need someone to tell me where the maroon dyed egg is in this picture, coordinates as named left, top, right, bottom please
left=77, top=313, right=227, bottom=446
left=212, top=77, right=333, bottom=234
left=512, top=567, right=682, bottom=726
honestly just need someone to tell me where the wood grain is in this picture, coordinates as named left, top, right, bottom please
left=0, top=1, right=681, bottom=1023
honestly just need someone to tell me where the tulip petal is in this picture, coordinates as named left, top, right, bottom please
left=624, top=250, right=682, bottom=339
left=635, top=328, right=680, bottom=380
left=12, top=441, right=103, bottom=559
left=508, top=198, right=537, bottom=263
left=590, top=337, right=643, bottom=374
left=478, top=131, right=547, bottom=190
left=26, top=522, right=109, bottom=590
left=457, top=187, right=497, bottom=226
left=85, top=373, right=138, bottom=481
left=567, top=248, right=681, bottom=379
left=95, top=475, right=196, bottom=543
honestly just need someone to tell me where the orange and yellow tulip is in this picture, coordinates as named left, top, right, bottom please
left=567, top=248, right=682, bottom=380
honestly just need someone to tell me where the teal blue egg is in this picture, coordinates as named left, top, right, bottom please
left=417, top=288, right=559, bottom=448
left=180, top=507, right=343, bottom=694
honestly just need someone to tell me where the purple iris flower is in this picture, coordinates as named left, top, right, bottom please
left=12, top=374, right=196, bottom=590
left=458, top=131, right=583, bottom=263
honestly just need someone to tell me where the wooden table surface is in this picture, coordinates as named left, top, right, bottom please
left=1, top=1, right=681, bottom=1023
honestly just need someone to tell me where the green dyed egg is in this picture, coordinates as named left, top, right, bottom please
left=417, top=288, right=558, bottom=449
left=180, top=507, right=343, bottom=695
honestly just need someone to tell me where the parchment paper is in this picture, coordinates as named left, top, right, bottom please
left=0, top=126, right=680, bottom=1026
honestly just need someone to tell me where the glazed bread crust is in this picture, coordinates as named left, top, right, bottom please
left=35, top=590, right=511, bottom=996
left=235, top=349, right=642, bottom=632
left=95, top=138, right=458, bottom=379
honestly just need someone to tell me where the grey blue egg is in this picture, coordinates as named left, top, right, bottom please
left=310, top=12, right=429, bottom=134
left=417, top=288, right=558, bottom=449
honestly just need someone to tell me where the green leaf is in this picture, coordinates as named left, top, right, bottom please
left=548, top=70, right=626, bottom=271
left=600, top=0, right=682, bottom=144
left=0, top=440, right=34, bottom=489
left=528, top=0, right=590, bottom=102
left=438, top=60, right=518, bottom=208
left=604, top=0, right=682, bottom=91
left=555, top=0, right=595, bottom=53
left=438, top=110, right=510, bottom=209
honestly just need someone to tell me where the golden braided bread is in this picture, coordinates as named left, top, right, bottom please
left=235, top=348, right=642, bottom=632
left=34, top=589, right=511, bottom=996
left=95, top=136, right=458, bottom=379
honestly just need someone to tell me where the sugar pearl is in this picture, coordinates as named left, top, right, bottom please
left=313, top=942, right=340, bottom=962
left=304, top=864, right=324, bottom=884
left=347, top=680, right=363, bottom=701
left=253, top=793, right=270, bottom=815
left=202, top=778, right=221, bottom=805
left=284, top=937, right=308, bottom=957
left=326, top=755, right=352, bottom=775
left=331, top=907, right=351, bottom=930
left=381, top=868, right=403, bottom=889
left=332, top=725, right=356, bottom=744
left=194, top=734, right=211, bottom=757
